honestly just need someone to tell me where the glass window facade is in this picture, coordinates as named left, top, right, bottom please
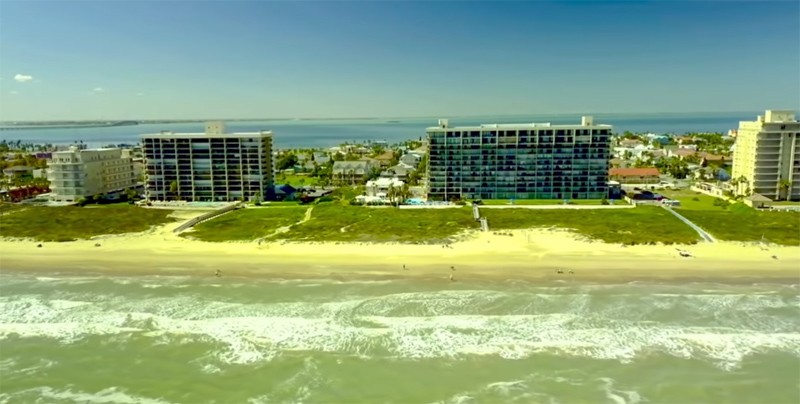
left=427, top=127, right=611, bottom=200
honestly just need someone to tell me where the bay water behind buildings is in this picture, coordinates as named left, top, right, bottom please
left=1, top=111, right=755, bottom=149
left=0, top=272, right=799, bottom=404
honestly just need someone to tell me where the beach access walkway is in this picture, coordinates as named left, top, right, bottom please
left=173, top=203, right=243, bottom=233
left=661, top=205, right=715, bottom=243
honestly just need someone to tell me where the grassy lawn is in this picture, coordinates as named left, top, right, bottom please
left=185, top=206, right=308, bottom=242
left=772, top=201, right=800, bottom=206
left=271, top=204, right=478, bottom=244
left=481, top=206, right=700, bottom=245
left=481, top=199, right=610, bottom=206
left=678, top=208, right=800, bottom=246
left=263, top=201, right=304, bottom=206
left=659, top=190, right=724, bottom=211
left=0, top=203, right=26, bottom=215
left=275, top=174, right=319, bottom=187
left=0, top=205, right=175, bottom=242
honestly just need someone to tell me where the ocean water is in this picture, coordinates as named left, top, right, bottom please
left=1, top=111, right=755, bottom=150
left=1, top=272, right=799, bottom=404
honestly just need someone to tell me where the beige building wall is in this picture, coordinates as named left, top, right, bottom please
left=48, top=146, right=137, bottom=202
left=732, top=110, right=800, bottom=200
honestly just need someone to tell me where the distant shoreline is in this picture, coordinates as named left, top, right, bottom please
left=0, top=110, right=765, bottom=127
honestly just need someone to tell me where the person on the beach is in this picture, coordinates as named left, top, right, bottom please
left=450, top=266, right=455, bottom=271
left=403, top=264, right=407, bottom=270
left=215, top=269, right=221, bottom=277
left=449, top=274, right=455, bottom=282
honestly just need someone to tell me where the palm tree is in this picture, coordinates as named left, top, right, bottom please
left=778, top=179, right=791, bottom=201
left=387, top=183, right=396, bottom=205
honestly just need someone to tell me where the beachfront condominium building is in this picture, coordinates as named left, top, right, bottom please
left=141, top=122, right=275, bottom=202
left=426, top=116, right=612, bottom=201
left=731, top=110, right=800, bottom=201
left=48, top=146, right=137, bottom=203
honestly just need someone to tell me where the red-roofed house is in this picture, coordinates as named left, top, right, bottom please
left=609, top=168, right=661, bottom=184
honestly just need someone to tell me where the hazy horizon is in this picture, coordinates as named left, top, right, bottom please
left=2, top=109, right=789, bottom=125
left=1, top=1, right=798, bottom=121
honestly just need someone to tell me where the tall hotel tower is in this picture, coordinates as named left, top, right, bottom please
left=141, top=122, right=275, bottom=202
left=731, top=110, right=800, bottom=201
left=426, top=116, right=612, bottom=201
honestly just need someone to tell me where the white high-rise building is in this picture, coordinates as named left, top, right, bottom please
left=141, top=122, right=275, bottom=202
left=48, top=146, right=137, bottom=203
left=731, top=110, right=800, bottom=201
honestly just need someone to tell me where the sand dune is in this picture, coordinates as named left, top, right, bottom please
left=1, top=209, right=798, bottom=282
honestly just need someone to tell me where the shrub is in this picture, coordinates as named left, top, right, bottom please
left=692, top=197, right=700, bottom=201
left=601, top=198, right=610, bottom=205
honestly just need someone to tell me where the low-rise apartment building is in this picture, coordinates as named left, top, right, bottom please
left=426, top=116, right=612, bottom=200
left=48, top=146, right=137, bottom=203
left=141, top=122, right=275, bottom=202
left=732, top=110, right=800, bottom=200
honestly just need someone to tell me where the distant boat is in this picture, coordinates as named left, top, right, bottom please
left=386, top=120, right=400, bottom=124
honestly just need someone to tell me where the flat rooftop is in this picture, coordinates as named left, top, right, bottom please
left=141, top=131, right=273, bottom=139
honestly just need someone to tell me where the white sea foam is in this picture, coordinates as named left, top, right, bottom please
left=0, top=288, right=798, bottom=370
left=0, top=387, right=173, bottom=404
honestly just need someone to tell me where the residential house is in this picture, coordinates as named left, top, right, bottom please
left=692, top=167, right=715, bottom=181
left=743, top=193, right=772, bottom=209
left=3, top=166, right=35, bottom=181
left=669, top=149, right=698, bottom=160
left=619, top=139, right=643, bottom=148
left=645, top=150, right=666, bottom=159
left=609, top=168, right=661, bottom=185
left=701, top=154, right=732, bottom=167
left=272, top=184, right=297, bottom=201
left=373, top=151, right=395, bottom=167
left=399, top=152, right=422, bottom=167
left=332, top=161, right=373, bottom=185
left=609, top=158, right=628, bottom=169
left=366, top=177, right=405, bottom=197
left=312, top=152, right=330, bottom=165
left=613, top=144, right=652, bottom=159
left=675, top=136, right=695, bottom=145
left=381, top=162, right=413, bottom=179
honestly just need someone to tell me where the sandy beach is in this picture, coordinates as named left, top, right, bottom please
left=1, top=209, right=799, bottom=282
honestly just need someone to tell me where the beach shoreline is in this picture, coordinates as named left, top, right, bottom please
left=2, top=212, right=798, bottom=284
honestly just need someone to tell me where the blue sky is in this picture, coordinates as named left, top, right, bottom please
left=0, top=1, right=798, bottom=121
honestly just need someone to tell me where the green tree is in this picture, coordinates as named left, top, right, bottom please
left=778, top=179, right=792, bottom=201
left=169, top=180, right=179, bottom=200
left=276, top=154, right=298, bottom=171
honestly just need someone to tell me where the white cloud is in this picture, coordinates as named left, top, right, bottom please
left=93, top=87, right=105, bottom=92
left=136, top=92, right=144, bottom=96
left=9, top=91, right=18, bottom=95
left=14, top=74, right=33, bottom=83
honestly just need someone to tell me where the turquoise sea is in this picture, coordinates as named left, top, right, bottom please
left=1, top=272, right=799, bottom=404
left=1, top=111, right=754, bottom=149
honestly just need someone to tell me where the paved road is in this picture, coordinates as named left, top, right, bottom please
left=661, top=206, right=715, bottom=243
